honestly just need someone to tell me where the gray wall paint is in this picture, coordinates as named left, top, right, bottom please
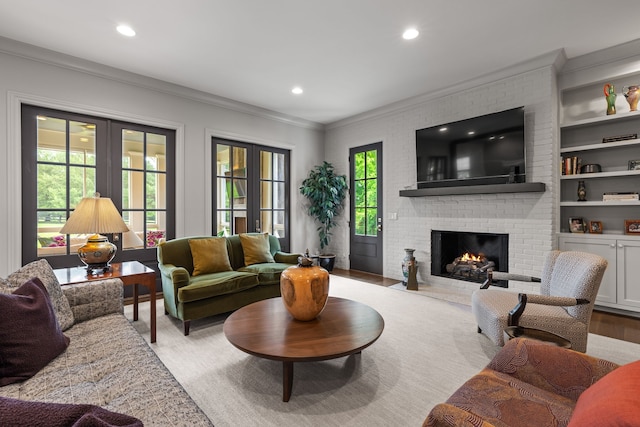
left=0, top=38, right=323, bottom=276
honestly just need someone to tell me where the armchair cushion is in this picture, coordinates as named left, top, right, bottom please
left=189, top=237, right=232, bottom=276
left=239, top=233, right=275, bottom=265
left=568, top=360, right=640, bottom=427
left=0, top=278, right=70, bottom=386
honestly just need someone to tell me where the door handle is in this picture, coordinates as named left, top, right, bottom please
left=377, top=217, right=382, bottom=232
left=255, top=220, right=261, bottom=232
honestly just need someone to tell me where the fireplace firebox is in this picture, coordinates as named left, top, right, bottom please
left=431, top=230, right=509, bottom=287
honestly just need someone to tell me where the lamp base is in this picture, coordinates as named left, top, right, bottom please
left=77, top=234, right=117, bottom=274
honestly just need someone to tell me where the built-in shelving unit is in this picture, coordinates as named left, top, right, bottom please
left=558, top=68, right=640, bottom=313
left=399, top=182, right=546, bottom=197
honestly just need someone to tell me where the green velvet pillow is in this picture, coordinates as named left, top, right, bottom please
left=239, top=233, right=275, bottom=266
left=188, top=238, right=232, bottom=276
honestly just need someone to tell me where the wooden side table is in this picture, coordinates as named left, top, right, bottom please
left=54, top=261, right=157, bottom=343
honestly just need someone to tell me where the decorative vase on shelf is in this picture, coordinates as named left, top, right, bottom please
left=623, top=85, right=640, bottom=112
left=402, top=248, right=418, bottom=290
left=577, top=180, right=587, bottom=202
left=604, top=83, right=617, bottom=115
left=280, top=252, right=329, bottom=321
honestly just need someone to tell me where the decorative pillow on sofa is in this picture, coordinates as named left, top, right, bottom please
left=0, top=396, right=143, bottom=426
left=239, top=233, right=275, bottom=266
left=0, top=278, right=70, bottom=386
left=568, top=360, right=640, bottom=427
left=189, top=237, right=233, bottom=276
left=4, top=259, right=74, bottom=331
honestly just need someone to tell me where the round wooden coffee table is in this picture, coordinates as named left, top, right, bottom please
left=223, top=296, right=384, bottom=401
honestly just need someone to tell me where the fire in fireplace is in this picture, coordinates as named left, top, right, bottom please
left=431, top=230, right=509, bottom=287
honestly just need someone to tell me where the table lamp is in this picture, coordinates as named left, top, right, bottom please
left=59, top=192, right=130, bottom=273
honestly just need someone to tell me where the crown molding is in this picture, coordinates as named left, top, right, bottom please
left=326, top=49, right=566, bottom=130
left=0, top=36, right=323, bottom=131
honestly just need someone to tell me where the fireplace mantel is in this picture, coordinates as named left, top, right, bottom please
left=399, top=182, right=546, bottom=197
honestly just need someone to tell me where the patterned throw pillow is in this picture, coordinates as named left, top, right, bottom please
left=5, top=259, right=75, bottom=331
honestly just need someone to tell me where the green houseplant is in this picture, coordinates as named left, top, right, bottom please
left=299, top=161, right=348, bottom=270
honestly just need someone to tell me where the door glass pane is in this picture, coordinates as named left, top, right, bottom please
left=123, top=211, right=145, bottom=250
left=233, top=147, right=247, bottom=177
left=275, top=182, right=285, bottom=209
left=366, top=179, right=377, bottom=207
left=69, top=166, right=95, bottom=207
left=261, top=151, right=272, bottom=180
left=233, top=211, right=247, bottom=234
left=366, top=208, right=377, bottom=236
left=217, top=145, right=230, bottom=175
left=355, top=208, right=366, bottom=235
left=37, top=164, right=67, bottom=209
left=220, top=178, right=231, bottom=209
left=69, top=121, right=96, bottom=166
left=354, top=152, right=365, bottom=180
left=261, top=211, right=273, bottom=235
left=127, top=171, right=145, bottom=209
left=274, top=211, right=285, bottom=238
left=217, top=211, right=231, bottom=236
left=146, top=133, right=166, bottom=172
left=274, top=153, right=285, bottom=181
left=261, top=181, right=272, bottom=209
left=354, top=180, right=365, bottom=207
left=123, top=132, right=144, bottom=168
left=366, top=150, right=377, bottom=178
left=37, top=116, right=66, bottom=162
left=146, top=172, right=158, bottom=209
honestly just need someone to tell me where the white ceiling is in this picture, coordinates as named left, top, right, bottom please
left=1, top=0, right=640, bottom=124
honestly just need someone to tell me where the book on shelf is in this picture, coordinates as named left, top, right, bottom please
left=561, top=156, right=581, bottom=175
left=602, top=192, right=639, bottom=201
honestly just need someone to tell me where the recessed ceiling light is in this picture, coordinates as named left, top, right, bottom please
left=468, top=131, right=475, bottom=135
left=402, top=28, right=419, bottom=40
left=116, top=25, right=136, bottom=37
left=439, top=127, right=448, bottom=132
left=292, top=87, right=303, bottom=95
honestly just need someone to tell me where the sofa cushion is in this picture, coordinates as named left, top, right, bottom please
left=568, top=360, right=640, bottom=427
left=0, top=396, right=143, bottom=427
left=189, top=237, right=233, bottom=276
left=178, top=271, right=259, bottom=303
left=0, top=278, right=70, bottom=386
left=239, top=233, right=275, bottom=266
left=238, top=262, right=293, bottom=285
left=2, top=259, right=74, bottom=331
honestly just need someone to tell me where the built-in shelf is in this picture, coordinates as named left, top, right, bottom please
left=399, top=182, right=546, bottom=197
left=560, top=201, right=640, bottom=206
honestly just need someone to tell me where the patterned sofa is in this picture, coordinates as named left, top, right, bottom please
left=1, top=270, right=213, bottom=426
left=424, top=337, right=640, bottom=427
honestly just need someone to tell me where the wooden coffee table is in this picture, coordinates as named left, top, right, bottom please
left=223, top=296, right=384, bottom=401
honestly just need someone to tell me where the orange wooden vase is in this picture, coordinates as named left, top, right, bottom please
left=280, top=258, right=329, bottom=321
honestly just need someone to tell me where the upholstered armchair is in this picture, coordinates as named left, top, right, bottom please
left=471, top=250, right=608, bottom=352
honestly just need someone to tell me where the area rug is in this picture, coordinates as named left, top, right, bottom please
left=125, top=276, right=640, bottom=427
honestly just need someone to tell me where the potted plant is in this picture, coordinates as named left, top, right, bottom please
left=299, top=161, right=348, bottom=271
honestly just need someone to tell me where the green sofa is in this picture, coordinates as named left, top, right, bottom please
left=157, top=234, right=300, bottom=335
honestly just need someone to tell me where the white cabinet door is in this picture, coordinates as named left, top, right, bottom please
left=558, top=235, right=617, bottom=304
left=617, top=240, right=640, bottom=308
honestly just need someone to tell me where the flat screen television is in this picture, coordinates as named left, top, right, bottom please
left=415, top=107, right=525, bottom=188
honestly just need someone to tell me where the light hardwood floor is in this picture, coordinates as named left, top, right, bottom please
left=332, top=268, right=640, bottom=345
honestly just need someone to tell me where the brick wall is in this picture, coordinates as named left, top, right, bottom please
left=325, top=65, right=559, bottom=293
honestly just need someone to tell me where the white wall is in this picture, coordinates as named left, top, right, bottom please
left=325, top=55, right=563, bottom=292
left=0, top=38, right=324, bottom=276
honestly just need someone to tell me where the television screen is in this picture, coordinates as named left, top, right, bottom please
left=416, top=107, right=525, bottom=188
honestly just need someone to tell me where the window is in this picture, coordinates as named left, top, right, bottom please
left=213, top=138, right=290, bottom=250
left=21, top=105, right=175, bottom=268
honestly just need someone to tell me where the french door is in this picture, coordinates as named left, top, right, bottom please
left=212, top=138, right=290, bottom=251
left=21, top=105, right=175, bottom=271
left=349, top=142, right=383, bottom=274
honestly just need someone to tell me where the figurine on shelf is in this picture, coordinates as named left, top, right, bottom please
left=577, top=180, right=587, bottom=202
left=604, top=83, right=617, bottom=115
left=623, top=85, right=639, bottom=112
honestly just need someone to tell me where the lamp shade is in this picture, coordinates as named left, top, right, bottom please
left=60, top=193, right=129, bottom=235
